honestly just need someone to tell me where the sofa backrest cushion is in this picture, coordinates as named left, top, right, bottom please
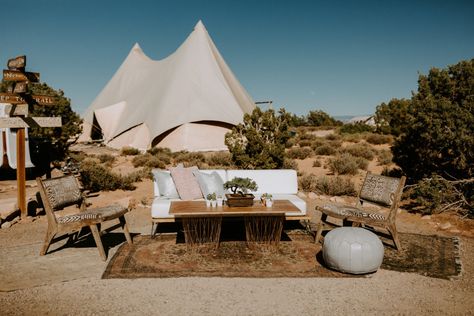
left=152, top=170, right=179, bottom=198
left=226, top=169, right=298, bottom=195
left=193, top=170, right=226, bottom=198
left=169, top=166, right=203, bottom=200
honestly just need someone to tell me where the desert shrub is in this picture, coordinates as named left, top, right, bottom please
left=341, top=133, right=363, bottom=143
left=365, top=133, right=393, bottom=145
left=325, top=133, right=341, bottom=141
left=315, top=176, right=356, bottom=196
left=147, top=147, right=172, bottom=156
left=68, top=151, right=89, bottom=162
left=339, top=122, right=374, bottom=134
left=121, top=147, right=141, bottom=156
left=225, top=107, right=292, bottom=169
left=378, top=149, right=393, bottom=165
left=312, top=159, right=322, bottom=167
left=286, top=147, right=313, bottom=159
left=328, top=153, right=359, bottom=175
left=173, top=151, right=206, bottom=167
left=298, top=173, right=318, bottom=191
left=354, top=157, right=369, bottom=170
left=282, top=158, right=299, bottom=171
left=298, top=139, right=313, bottom=147
left=132, top=154, right=166, bottom=169
left=206, top=152, right=233, bottom=167
left=79, top=159, right=135, bottom=191
left=285, top=138, right=296, bottom=148
left=298, top=133, right=317, bottom=141
left=97, top=154, right=116, bottom=164
left=313, top=144, right=337, bottom=156
left=340, top=143, right=375, bottom=160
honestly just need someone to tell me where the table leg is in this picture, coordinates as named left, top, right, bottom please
left=245, top=215, right=284, bottom=247
left=181, top=216, right=222, bottom=249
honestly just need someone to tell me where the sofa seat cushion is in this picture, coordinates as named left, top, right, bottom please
left=151, top=197, right=181, bottom=219
left=269, top=194, right=307, bottom=216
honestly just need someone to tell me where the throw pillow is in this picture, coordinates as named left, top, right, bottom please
left=169, top=166, right=203, bottom=200
left=152, top=170, right=179, bottom=199
left=193, top=171, right=225, bottom=198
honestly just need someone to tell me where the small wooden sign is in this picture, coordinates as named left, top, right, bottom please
left=3, top=104, right=28, bottom=116
left=7, top=55, right=26, bottom=70
left=13, top=82, right=28, bottom=94
left=0, top=93, right=55, bottom=105
left=3, top=69, right=40, bottom=82
left=0, top=116, right=62, bottom=128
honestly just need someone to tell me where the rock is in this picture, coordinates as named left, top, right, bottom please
left=421, top=215, right=431, bottom=220
left=297, top=192, right=307, bottom=198
left=439, top=222, right=452, bottom=230
left=0, top=198, right=19, bottom=220
left=1, top=221, right=12, bottom=229
left=307, top=192, right=318, bottom=200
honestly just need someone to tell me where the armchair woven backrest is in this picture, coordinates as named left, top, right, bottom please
left=358, top=173, right=406, bottom=223
left=38, top=175, right=83, bottom=211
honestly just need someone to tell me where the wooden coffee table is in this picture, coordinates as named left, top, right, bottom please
left=170, top=200, right=302, bottom=248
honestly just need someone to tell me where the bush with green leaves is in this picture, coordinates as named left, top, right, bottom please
left=313, top=144, right=337, bottom=156
left=225, top=107, right=292, bottom=169
left=223, top=177, right=258, bottom=195
left=374, top=98, right=411, bottom=136
left=282, top=158, right=299, bottom=171
left=306, top=110, right=342, bottom=127
left=392, top=59, right=474, bottom=182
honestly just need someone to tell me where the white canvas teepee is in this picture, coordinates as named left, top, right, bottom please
left=80, top=20, right=255, bottom=151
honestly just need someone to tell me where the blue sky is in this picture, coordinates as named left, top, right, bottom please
left=1, top=0, right=473, bottom=116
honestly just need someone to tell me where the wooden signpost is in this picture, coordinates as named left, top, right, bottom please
left=1, top=55, right=62, bottom=219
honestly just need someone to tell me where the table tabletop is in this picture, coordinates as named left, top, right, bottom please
left=169, top=200, right=301, bottom=217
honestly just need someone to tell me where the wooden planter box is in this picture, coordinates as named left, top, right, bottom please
left=225, top=194, right=255, bottom=207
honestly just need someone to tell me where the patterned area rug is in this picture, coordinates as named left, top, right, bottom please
left=103, top=231, right=461, bottom=280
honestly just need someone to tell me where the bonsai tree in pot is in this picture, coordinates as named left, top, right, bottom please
left=223, top=177, right=258, bottom=207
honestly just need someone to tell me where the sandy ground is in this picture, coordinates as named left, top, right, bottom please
left=1, top=142, right=474, bottom=315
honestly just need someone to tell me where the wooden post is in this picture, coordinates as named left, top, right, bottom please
left=16, top=128, right=26, bottom=219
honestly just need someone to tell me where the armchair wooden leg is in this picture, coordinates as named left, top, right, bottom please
left=40, top=227, right=56, bottom=256
left=119, top=215, right=133, bottom=245
left=388, top=224, right=402, bottom=251
left=314, top=213, right=327, bottom=244
left=90, top=224, right=107, bottom=261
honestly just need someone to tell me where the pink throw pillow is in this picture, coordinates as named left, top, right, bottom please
left=169, top=166, right=203, bottom=200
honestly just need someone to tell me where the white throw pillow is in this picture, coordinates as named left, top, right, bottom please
left=193, top=170, right=225, bottom=198
left=152, top=170, right=179, bottom=199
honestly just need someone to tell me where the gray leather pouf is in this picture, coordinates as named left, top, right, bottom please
left=322, top=227, right=384, bottom=274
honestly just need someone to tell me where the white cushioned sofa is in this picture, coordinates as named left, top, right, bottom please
left=151, top=169, right=309, bottom=231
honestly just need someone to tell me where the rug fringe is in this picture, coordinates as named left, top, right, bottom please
left=450, top=236, right=463, bottom=280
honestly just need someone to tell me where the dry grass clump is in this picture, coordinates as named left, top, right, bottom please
left=206, top=151, right=233, bottom=167
left=298, top=139, right=313, bottom=147
left=365, top=133, right=393, bottom=145
left=286, top=147, right=313, bottom=159
left=328, top=153, right=360, bottom=175
left=325, top=133, right=341, bottom=141
left=298, top=173, right=356, bottom=196
left=340, top=143, right=375, bottom=160
left=120, top=147, right=141, bottom=156
left=377, top=149, right=393, bottom=165
left=340, top=133, right=363, bottom=143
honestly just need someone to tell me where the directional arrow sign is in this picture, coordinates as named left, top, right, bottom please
left=3, top=69, right=39, bottom=82
left=3, top=104, right=28, bottom=116
left=0, top=117, right=62, bottom=128
left=0, top=93, right=55, bottom=105
left=7, top=55, right=26, bottom=70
